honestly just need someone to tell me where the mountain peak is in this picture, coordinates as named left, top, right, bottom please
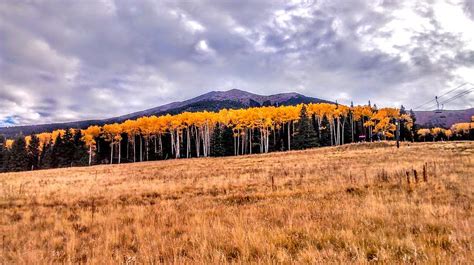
left=223, top=88, right=247, bottom=93
left=211, top=88, right=256, bottom=96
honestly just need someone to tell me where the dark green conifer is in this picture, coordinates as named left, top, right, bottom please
left=8, top=135, right=29, bottom=172
left=28, top=134, right=41, bottom=170
left=73, top=129, right=88, bottom=166
left=210, top=124, right=225, bottom=157
left=293, top=105, right=319, bottom=150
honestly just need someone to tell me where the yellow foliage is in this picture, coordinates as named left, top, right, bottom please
left=417, top=129, right=431, bottom=137
left=103, top=123, right=123, bottom=142
left=17, top=103, right=405, bottom=147
left=451, top=122, right=473, bottom=135
left=82, top=125, right=101, bottom=146
left=430, top=127, right=444, bottom=137
left=5, top=139, right=14, bottom=149
left=51, top=129, right=65, bottom=143
left=25, top=135, right=32, bottom=146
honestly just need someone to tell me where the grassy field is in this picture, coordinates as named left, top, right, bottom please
left=0, top=141, right=473, bottom=264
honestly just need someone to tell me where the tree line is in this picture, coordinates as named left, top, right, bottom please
left=416, top=116, right=474, bottom=142
left=0, top=103, right=471, bottom=172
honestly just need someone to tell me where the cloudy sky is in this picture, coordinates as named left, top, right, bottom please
left=1, top=0, right=473, bottom=126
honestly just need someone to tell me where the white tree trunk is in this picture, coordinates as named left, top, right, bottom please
left=288, top=122, right=291, bottom=151
left=118, top=141, right=121, bottom=164
left=171, top=131, right=175, bottom=157
left=175, top=131, right=181, bottom=158
left=140, top=135, right=143, bottom=162
left=194, top=127, right=200, bottom=157
left=110, top=142, right=113, bottom=164
left=146, top=138, right=149, bottom=161
left=158, top=134, right=163, bottom=158
left=187, top=128, right=191, bottom=158
left=133, top=139, right=136, bottom=162
left=237, top=131, right=240, bottom=156
left=265, top=128, right=270, bottom=153
left=89, top=145, right=92, bottom=166
left=249, top=129, right=252, bottom=154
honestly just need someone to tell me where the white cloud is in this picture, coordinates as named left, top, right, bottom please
left=0, top=0, right=473, bottom=126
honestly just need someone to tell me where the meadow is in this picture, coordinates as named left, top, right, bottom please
left=0, top=141, right=472, bottom=264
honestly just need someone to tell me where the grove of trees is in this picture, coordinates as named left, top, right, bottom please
left=1, top=102, right=471, bottom=173
left=417, top=115, right=474, bottom=142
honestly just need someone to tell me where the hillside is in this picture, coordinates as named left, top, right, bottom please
left=1, top=141, right=472, bottom=263
left=0, top=89, right=329, bottom=137
left=413, top=108, right=474, bottom=128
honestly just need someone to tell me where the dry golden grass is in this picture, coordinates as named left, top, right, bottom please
left=1, top=141, right=473, bottom=264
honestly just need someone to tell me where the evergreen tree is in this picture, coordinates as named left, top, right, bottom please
left=95, top=134, right=111, bottom=164
left=55, top=129, right=75, bottom=167
left=293, top=105, right=319, bottom=150
left=2, top=148, right=11, bottom=172
left=41, top=140, right=55, bottom=169
left=73, top=129, right=88, bottom=166
left=399, top=105, right=411, bottom=141
left=343, top=117, right=352, bottom=144
left=28, top=134, right=41, bottom=170
left=222, top=126, right=235, bottom=156
left=63, top=129, right=76, bottom=166
left=409, top=109, right=418, bottom=142
left=51, top=134, right=63, bottom=168
left=210, top=124, right=225, bottom=157
left=7, top=136, right=29, bottom=172
left=319, top=116, right=332, bottom=146
left=0, top=135, right=6, bottom=172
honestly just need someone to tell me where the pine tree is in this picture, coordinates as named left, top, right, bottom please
left=55, top=129, right=75, bottom=167
left=222, top=126, right=235, bottom=156
left=343, top=117, right=352, bottom=144
left=73, top=129, right=88, bottom=166
left=210, top=124, right=225, bottom=157
left=51, top=134, right=63, bottom=168
left=409, top=109, right=418, bottom=142
left=399, top=105, right=411, bottom=141
left=293, top=105, right=319, bottom=150
left=28, top=134, right=41, bottom=170
left=0, top=135, right=6, bottom=172
left=319, top=116, right=331, bottom=146
left=41, top=140, right=55, bottom=169
left=63, top=129, right=76, bottom=166
left=8, top=136, right=29, bottom=172
left=1, top=148, right=11, bottom=172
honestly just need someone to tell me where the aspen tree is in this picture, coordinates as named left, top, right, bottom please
left=103, top=123, right=122, bottom=164
left=82, top=125, right=101, bottom=166
left=122, top=120, right=139, bottom=162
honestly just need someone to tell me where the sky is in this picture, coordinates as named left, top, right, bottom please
left=1, top=0, right=474, bottom=126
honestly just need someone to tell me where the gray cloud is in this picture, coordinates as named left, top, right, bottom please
left=464, top=0, right=474, bottom=19
left=0, top=0, right=473, bottom=126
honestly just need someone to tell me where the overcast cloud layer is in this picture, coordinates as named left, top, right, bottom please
left=1, top=0, right=474, bottom=126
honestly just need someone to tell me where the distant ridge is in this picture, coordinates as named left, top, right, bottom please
left=413, top=108, right=474, bottom=128
left=0, top=89, right=330, bottom=137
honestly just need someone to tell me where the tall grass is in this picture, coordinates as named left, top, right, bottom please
left=0, top=141, right=473, bottom=263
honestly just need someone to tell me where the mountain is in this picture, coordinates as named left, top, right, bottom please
left=1, top=89, right=472, bottom=138
left=108, top=89, right=328, bottom=122
left=0, top=89, right=330, bottom=137
left=413, top=108, right=474, bottom=128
